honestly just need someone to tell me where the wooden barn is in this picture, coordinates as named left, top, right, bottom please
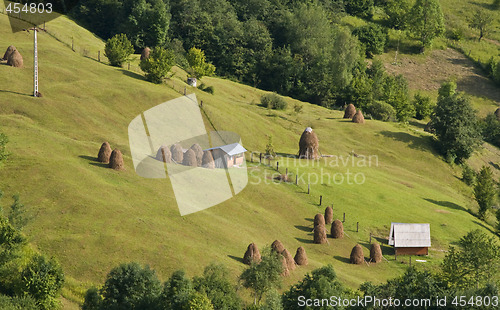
left=388, top=223, right=431, bottom=256
left=204, top=143, right=247, bottom=169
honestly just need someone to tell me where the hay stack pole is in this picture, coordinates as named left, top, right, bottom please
left=25, top=27, right=46, bottom=97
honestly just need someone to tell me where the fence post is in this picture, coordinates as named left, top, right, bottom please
left=319, top=195, right=322, bottom=206
left=128, top=62, right=130, bottom=70
left=285, top=168, right=288, bottom=176
left=200, top=100, right=203, bottom=108
left=295, top=175, right=298, bottom=185
left=250, top=153, right=253, bottom=163
left=72, top=38, right=74, bottom=51
left=98, top=50, right=100, bottom=62
left=343, top=212, right=345, bottom=223
left=276, top=161, right=279, bottom=171
left=184, top=86, right=187, bottom=95
left=307, top=183, right=310, bottom=194
left=259, top=153, right=262, bottom=164
left=356, top=222, right=359, bottom=232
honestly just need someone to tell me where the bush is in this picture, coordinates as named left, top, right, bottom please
left=140, top=47, right=175, bottom=84
left=481, top=113, right=500, bottom=147
left=345, top=0, right=374, bottom=18
left=413, top=93, right=434, bottom=120
left=260, top=93, right=287, bottom=110
left=353, top=24, right=387, bottom=57
left=104, top=33, right=134, bottom=67
left=0, top=132, right=8, bottom=166
left=383, top=0, right=411, bottom=30
left=367, top=101, right=396, bottom=121
left=474, top=166, right=496, bottom=220
left=199, top=83, right=215, bottom=95
left=186, top=47, right=216, bottom=79
left=461, top=164, right=476, bottom=186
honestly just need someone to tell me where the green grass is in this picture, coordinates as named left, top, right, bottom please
left=0, top=9, right=499, bottom=309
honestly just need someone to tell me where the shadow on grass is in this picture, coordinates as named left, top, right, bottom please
left=227, top=255, right=244, bottom=264
left=304, top=218, right=314, bottom=222
left=378, top=131, right=434, bottom=152
left=489, top=161, right=500, bottom=170
left=473, top=220, right=497, bottom=236
left=424, top=198, right=467, bottom=212
left=79, top=155, right=109, bottom=168
left=409, top=120, right=427, bottom=131
left=0, top=89, right=32, bottom=96
left=333, top=255, right=351, bottom=264
left=295, top=225, right=313, bottom=232
left=295, top=237, right=314, bottom=244
left=120, top=69, right=146, bottom=81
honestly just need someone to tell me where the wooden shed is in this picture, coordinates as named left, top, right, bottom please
left=204, top=143, right=247, bottom=169
left=388, top=223, right=431, bottom=256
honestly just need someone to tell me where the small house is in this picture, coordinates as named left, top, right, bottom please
left=204, top=143, right=247, bottom=169
left=388, top=223, right=431, bottom=256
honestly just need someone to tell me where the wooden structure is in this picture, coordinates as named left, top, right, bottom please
left=388, top=223, right=430, bottom=256
left=204, top=143, right=247, bottom=168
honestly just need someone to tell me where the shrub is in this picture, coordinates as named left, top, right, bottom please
left=186, top=47, right=216, bottom=79
left=261, top=93, right=287, bottom=110
left=140, top=47, right=175, bottom=84
left=461, top=164, right=476, bottom=186
left=104, top=33, right=134, bottom=67
left=481, top=113, right=500, bottom=147
left=345, top=0, right=374, bottom=18
left=0, top=132, right=8, bottom=166
left=353, top=24, right=387, bottom=57
left=413, top=93, right=434, bottom=120
left=367, top=101, right=396, bottom=121
left=199, top=83, right=215, bottom=95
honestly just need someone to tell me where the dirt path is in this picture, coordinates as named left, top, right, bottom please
left=384, top=48, right=500, bottom=104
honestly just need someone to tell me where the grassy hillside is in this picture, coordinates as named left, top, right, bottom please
left=0, top=10, right=499, bottom=309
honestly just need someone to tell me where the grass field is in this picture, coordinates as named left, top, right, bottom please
left=0, top=8, right=499, bottom=309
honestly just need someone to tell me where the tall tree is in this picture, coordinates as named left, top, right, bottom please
left=474, top=166, right=496, bottom=220
left=193, top=263, right=242, bottom=310
left=408, top=0, right=445, bottom=51
left=469, top=9, right=494, bottom=42
left=140, top=47, right=175, bottom=84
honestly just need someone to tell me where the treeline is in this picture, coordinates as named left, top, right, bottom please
left=83, top=230, right=499, bottom=310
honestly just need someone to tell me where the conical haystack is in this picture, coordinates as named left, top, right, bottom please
left=314, top=213, right=325, bottom=228
left=350, top=244, right=364, bottom=264
left=324, top=206, right=333, bottom=224
left=298, top=127, right=320, bottom=159
left=190, top=143, right=203, bottom=166
left=344, top=104, right=356, bottom=119
left=3, top=45, right=16, bottom=60
left=370, top=243, right=382, bottom=263
left=352, top=110, right=365, bottom=124
left=271, top=240, right=285, bottom=254
left=7, top=50, right=23, bottom=67
left=170, top=144, right=183, bottom=163
left=140, top=47, right=150, bottom=60
left=156, top=145, right=172, bottom=163
left=330, top=219, right=344, bottom=239
left=109, top=149, right=124, bottom=170
left=495, top=108, right=500, bottom=121
left=201, top=150, right=215, bottom=169
left=97, top=142, right=112, bottom=163
left=294, top=247, right=308, bottom=266
left=243, top=243, right=261, bottom=265
left=280, top=255, right=290, bottom=277
left=182, top=149, right=197, bottom=167
left=281, top=249, right=296, bottom=271
left=313, top=225, right=327, bottom=244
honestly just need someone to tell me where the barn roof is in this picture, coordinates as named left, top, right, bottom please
left=204, top=143, right=247, bottom=156
left=388, top=223, right=431, bottom=248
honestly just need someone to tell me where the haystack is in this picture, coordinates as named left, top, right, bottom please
left=294, top=246, right=308, bottom=266
left=330, top=219, right=344, bottom=239
left=201, top=151, right=215, bottom=169
left=7, top=50, right=23, bottom=67
left=495, top=108, right=500, bottom=120
left=313, top=225, right=327, bottom=244
left=271, top=240, right=285, bottom=254
left=298, top=127, right=320, bottom=159
left=140, top=47, right=150, bottom=60
left=109, top=149, right=124, bottom=170
left=3, top=45, right=16, bottom=60
left=314, top=213, right=325, bottom=228
left=243, top=243, right=261, bottom=265
left=97, top=142, right=112, bottom=163
left=281, top=249, right=296, bottom=271
left=280, top=255, right=290, bottom=277
left=324, top=206, right=333, bottom=224
left=190, top=143, right=203, bottom=166
left=370, top=243, right=382, bottom=263
left=350, top=244, right=364, bottom=264
left=344, top=104, right=356, bottom=119
left=156, top=145, right=172, bottom=163
left=182, top=149, right=197, bottom=167
left=352, top=110, right=365, bottom=124
left=170, top=144, right=183, bottom=163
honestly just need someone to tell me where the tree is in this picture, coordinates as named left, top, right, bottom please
left=140, top=47, right=175, bottom=84
left=474, top=166, right=496, bottom=220
left=104, top=33, right=134, bottom=67
left=100, top=262, right=162, bottom=310
left=82, top=287, right=102, bottom=310
left=408, top=0, right=445, bottom=51
left=8, top=194, right=29, bottom=231
left=240, top=250, right=282, bottom=305
left=193, top=263, right=242, bottom=310
left=353, top=24, right=387, bottom=57
left=413, top=93, right=434, bottom=120
left=437, top=81, right=457, bottom=101
left=383, top=0, right=411, bottom=30
left=496, top=208, right=500, bottom=232
left=481, top=113, right=500, bottom=147
left=162, top=270, right=194, bottom=310
left=187, top=292, right=214, bottom=310
left=469, top=9, right=494, bottom=42
left=186, top=47, right=216, bottom=79
left=345, top=0, right=374, bottom=18
left=461, top=164, right=476, bottom=186
left=382, top=74, right=414, bottom=122
left=431, top=94, right=482, bottom=163
left=0, top=132, right=8, bottom=166
left=441, top=230, right=500, bottom=289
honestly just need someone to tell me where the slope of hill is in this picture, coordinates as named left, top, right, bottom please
left=0, top=11, right=498, bottom=308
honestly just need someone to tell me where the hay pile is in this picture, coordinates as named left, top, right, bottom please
left=280, top=255, right=290, bottom=277
left=243, top=243, right=261, bottom=265
left=109, top=149, right=124, bottom=170
left=156, top=145, right=172, bottom=163
left=3, top=45, right=16, bottom=60
left=140, top=47, right=150, bottom=60
left=294, top=246, right=308, bottom=266
left=313, top=225, right=327, bottom=244
left=97, top=142, right=112, bottom=163
left=350, top=244, right=364, bottom=264
left=7, top=50, right=23, bottom=67
left=370, top=243, right=382, bottom=263
left=324, top=206, right=333, bottom=224
left=201, top=151, right=215, bottom=169
left=271, top=240, right=285, bottom=254
left=170, top=144, right=183, bottom=163
left=281, top=249, right=296, bottom=271
left=330, top=219, right=344, bottom=239
left=352, top=110, right=365, bottom=124
left=298, top=127, right=320, bottom=159
left=314, top=213, right=325, bottom=228
left=274, top=174, right=289, bottom=182
left=190, top=144, right=203, bottom=166
left=344, top=104, right=356, bottom=119
left=182, top=149, right=197, bottom=167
